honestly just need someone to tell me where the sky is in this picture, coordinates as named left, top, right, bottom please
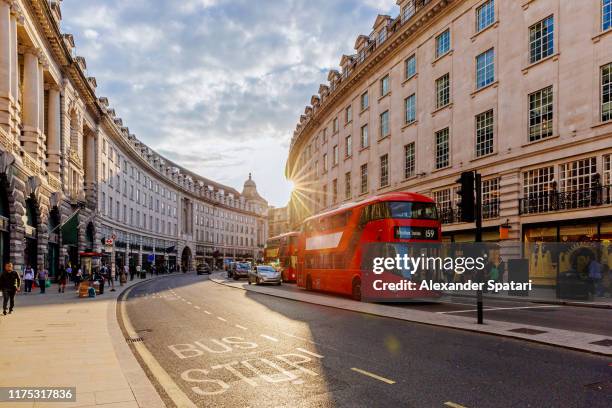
left=61, top=0, right=399, bottom=207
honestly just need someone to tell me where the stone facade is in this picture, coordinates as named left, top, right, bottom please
left=0, top=0, right=268, bottom=276
left=285, top=0, right=612, bottom=251
left=268, top=205, right=290, bottom=238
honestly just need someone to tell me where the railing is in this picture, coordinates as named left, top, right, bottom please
left=519, top=185, right=612, bottom=215
left=438, top=199, right=500, bottom=225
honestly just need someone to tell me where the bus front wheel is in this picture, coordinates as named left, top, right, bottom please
left=352, top=278, right=362, bottom=301
left=306, top=275, right=312, bottom=291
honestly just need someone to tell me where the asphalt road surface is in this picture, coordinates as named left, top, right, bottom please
left=121, top=273, right=612, bottom=408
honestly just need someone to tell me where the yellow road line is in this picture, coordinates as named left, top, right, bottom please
left=350, top=367, right=395, bottom=384
left=120, top=287, right=196, bottom=408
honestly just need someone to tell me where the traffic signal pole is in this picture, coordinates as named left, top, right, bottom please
left=475, top=173, right=483, bottom=324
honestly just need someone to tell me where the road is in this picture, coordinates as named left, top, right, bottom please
left=121, top=273, right=612, bottom=408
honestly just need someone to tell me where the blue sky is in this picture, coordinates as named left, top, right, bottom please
left=61, top=0, right=398, bottom=207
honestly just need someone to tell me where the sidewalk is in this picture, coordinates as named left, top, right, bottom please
left=0, top=275, right=170, bottom=408
left=210, top=273, right=612, bottom=356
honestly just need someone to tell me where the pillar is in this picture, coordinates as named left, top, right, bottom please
left=46, top=87, right=60, bottom=174
left=9, top=9, right=18, bottom=110
left=38, top=63, right=44, bottom=135
left=22, top=50, right=39, bottom=131
left=0, top=1, right=11, bottom=131
left=85, top=132, right=96, bottom=184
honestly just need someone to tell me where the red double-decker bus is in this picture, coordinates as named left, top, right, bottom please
left=264, top=232, right=299, bottom=282
left=296, top=192, right=441, bottom=300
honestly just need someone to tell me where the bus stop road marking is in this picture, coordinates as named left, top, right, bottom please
left=444, top=401, right=468, bottom=408
left=204, top=310, right=212, bottom=315
left=217, top=317, right=227, bottom=322
left=260, top=334, right=279, bottom=342
left=194, top=306, right=200, bottom=309
left=350, top=368, right=395, bottom=384
left=235, top=324, right=248, bottom=330
left=296, top=348, right=323, bottom=358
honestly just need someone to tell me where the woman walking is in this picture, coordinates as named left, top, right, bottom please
left=23, top=265, right=34, bottom=293
left=57, top=265, right=67, bottom=293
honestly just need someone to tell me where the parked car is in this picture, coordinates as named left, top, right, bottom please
left=230, top=262, right=250, bottom=280
left=248, top=265, right=282, bottom=286
left=196, top=263, right=211, bottom=275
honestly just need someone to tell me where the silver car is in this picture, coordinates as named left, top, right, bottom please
left=248, top=265, right=282, bottom=286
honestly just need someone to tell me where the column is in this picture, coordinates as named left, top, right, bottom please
left=0, top=1, right=11, bottom=131
left=85, top=132, right=96, bottom=184
left=22, top=50, right=40, bottom=131
left=9, top=9, right=18, bottom=106
left=46, top=87, right=60, bottom=174
left=38, top=62, right=44, bottom=135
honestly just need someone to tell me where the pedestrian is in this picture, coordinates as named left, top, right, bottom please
left=37, top=267, right=48, bottom=294
left=74, top=267, right=83, bottom=289
left=109, top=265, right=117, bottom=291
left=65, top=264, right=72, bottom=286
left=588, top=255, right=604, bottom=298
left=97, top=268, right=105, bottom=295
left=23, top=265, right=34, bottom=293
left=1, top=263, right=21, bottom=315
left=132, top=265, right=138, bottom=281
left=57, top=265, right=67, bottom=293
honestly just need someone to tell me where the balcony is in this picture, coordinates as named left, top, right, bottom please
left=519, top=185, right=612, bottom=215
left=438, top=199, right=500, bottom=225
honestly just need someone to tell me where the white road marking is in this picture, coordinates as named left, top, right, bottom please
left=217, top=317, right=227, bottom=322
left=194, top=306, right=201, bottom=309
left=235, top=324, right=248, bottom=330
left=282, top=332, right=319, bottom=345
left=204, top=310, right=212, bottom=315
left=437, top=305, right=560, bottom=314
left=260, top=334, right=279, bottom=342
left=444, top=402, right=468, bottom=408
left=350, top=367, right=395, bottom=384
left=187, top=301, right=192, bottom=305
left=296, top=348, right=324, bottom=358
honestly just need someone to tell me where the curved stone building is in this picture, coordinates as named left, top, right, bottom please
left=285, top=0, right=612, bottom=267
left=0, top=0, right=268, bottom=276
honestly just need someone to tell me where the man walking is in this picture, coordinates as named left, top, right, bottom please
left=1, top=263, right=21, bottom=315
left=37, top=268, right=48, bottom=294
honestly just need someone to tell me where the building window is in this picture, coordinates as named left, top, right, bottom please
left=333, top=145, right=339, bottom=166
left=482, top=177, right=500, bottom=219
left=404, top=94, right=416, bottom=124
left=475, top=109, right=494, bottom=157
left=604, top=155, right=612, bottom=188
left=435, top=128, right=450, bottom=169
left=436, top=73, right=450, bottom=108
left=380, top=110, right=390, bottom=138
left=345, top=105, right=352, bottom=123
left=476, top=0, right=495, bottom=32
left=332, top=179, right=338, bottom=204
left=345, top=135, right=352, bottom=157
left=322, top=128, right=327, bottom=143
left=360, top=124, right=369, bottom=148
left=333, top=117, right=339, bottom=133
left=404, top=142, right=415, bottom=179
left=405, top=54, right=416, bottom=79
left=380, top=75, right=390, bottom=96
left=401, top=1, right=416, bottom=23
left=377, top=27, right=387, bottom=45
left=476, top=48, right=494, bottom=89
left=322, top=185, right=327, bottom=206
left=529, top=15, right=554, bottom=64
left=528, top=86, right=554, bottom=142
left=380, top=154, right=389, bottom=187
left=559, top=157, right=597, bottom=193
left=433, top=189, right=452, bottom=222
left=360, top=164, right=368, bottom=194
left=602, top=62, right=612, bottom=122
left=361, top=91, right=369, bottom=110
left=522, top=166, right=554, bottom=213
left=435, top=29, right=450, bottom=58
left=345, top=172, right=352, bottom=200
left=323, top=153, right=328, bottom=172
left=603, top=0, right=612, bottom=31
left=101, top=192, right=106, bottom=214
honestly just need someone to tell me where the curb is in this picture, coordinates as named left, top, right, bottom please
left=209, top=274, right=612, bottom=357
left=447, top=292, right=612, bottom=310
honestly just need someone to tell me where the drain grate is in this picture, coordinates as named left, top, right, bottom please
left=589, top=339, right=612, bottom=347
left=584, top=381, right=612, bottom=392
left=508, top=327, right=547, bottom=335
left=126, top=337, right=144, bottom=343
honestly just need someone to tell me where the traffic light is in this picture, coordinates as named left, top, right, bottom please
left=456, top=171, right=475, bottom=222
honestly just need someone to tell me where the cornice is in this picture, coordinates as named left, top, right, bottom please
left=286, top=0, right=456, bottom=176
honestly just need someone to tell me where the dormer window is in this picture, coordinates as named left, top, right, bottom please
left=377, top=28, right=387, bottom=45
left=401, top=2, right=416, bottom=23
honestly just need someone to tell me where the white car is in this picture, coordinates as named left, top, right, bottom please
left=248, top=265, right=281, bottom=286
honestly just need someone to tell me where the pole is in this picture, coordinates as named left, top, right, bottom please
left=475, top=172, right=483, bottom=324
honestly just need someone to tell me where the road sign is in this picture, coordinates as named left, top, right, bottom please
left=147, top=254, right=155, bottom=262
